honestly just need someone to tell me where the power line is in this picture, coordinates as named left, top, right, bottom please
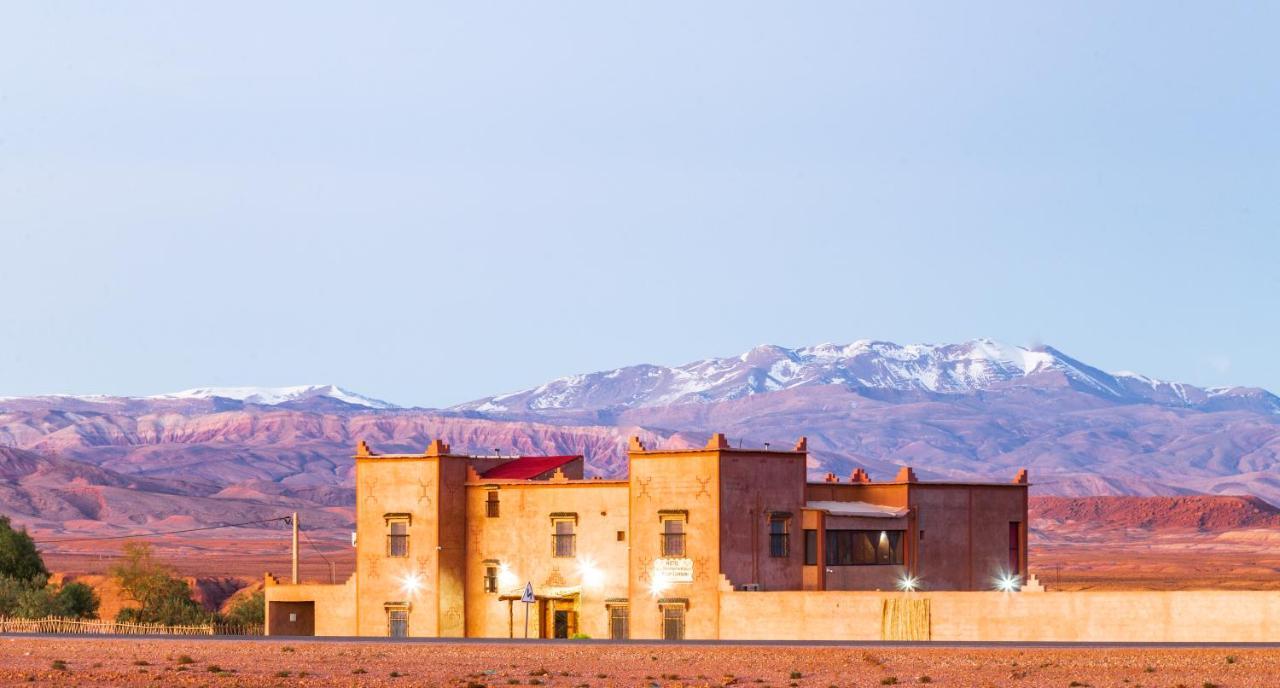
left=34, top=516, right=292, bottom=544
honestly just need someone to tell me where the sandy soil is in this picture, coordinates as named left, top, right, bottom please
left=0, top=638, right=1272, bottom=688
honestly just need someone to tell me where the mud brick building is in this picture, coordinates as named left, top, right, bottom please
left=265, top=434, right=1028, bottom=638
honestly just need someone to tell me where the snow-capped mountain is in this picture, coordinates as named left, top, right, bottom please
left=149, top=384, right=397, bottom=409
left=0, top=384, right=397, bottom=410
left=452, top=339, right=1279, bottom=417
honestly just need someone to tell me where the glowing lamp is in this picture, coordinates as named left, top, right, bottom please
left=995, top=573, right=1021, bottom=593
left=399, top=572, right=424, bottom=598
left=896, top=574, right=920, bottom=592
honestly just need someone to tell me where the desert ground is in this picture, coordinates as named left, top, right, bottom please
left=0, top=638, right=1274, bottom=688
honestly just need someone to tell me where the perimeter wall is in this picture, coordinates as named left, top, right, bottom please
left=717, top=589, right=1280, bottom=642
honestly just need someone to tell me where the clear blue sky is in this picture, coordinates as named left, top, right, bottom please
left=1, top=3, right=1276, bottom=407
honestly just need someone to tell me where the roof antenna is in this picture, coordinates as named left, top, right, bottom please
left=764, top=442, right=771, bottom=451
left=493, top=448, right=500, bottom=457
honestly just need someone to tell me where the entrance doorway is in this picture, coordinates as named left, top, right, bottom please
left=267, top=601, right=315, bottom=636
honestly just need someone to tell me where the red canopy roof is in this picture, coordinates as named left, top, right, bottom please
left=481, top=455, right=580, bottom=480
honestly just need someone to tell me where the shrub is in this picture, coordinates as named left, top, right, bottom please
left=206, top=665, right=224, bottom=673
left=790, top=672, right=802, bottom=680
left=111, top=543, right=207, bottom=626
left=225, top=590, right=265, bottom=627
left=919, top=677, right=932, bottom=684
left=50, top=660, right=67, bottom=671
left=880, top=679, right=898, bottom=686
left=275, top=671, right=291, bottom=678
left=176, top=655, right=195, bottom=665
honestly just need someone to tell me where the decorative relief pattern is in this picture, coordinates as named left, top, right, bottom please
left=364, top=554, right=381, bottom=579
left=635, top=476, right=653, bottom=500
left=695, top=476, right=711, bottom=500
left=416, top=478, right=433, bottom=507
left=362, top=477, right=379, bottom=506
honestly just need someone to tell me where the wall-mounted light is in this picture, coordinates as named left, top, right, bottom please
left=897, top=574, right=920, bottom=592
left=399, top=572, right=424, bottom=598
left=994, top=573, right=1021, bottom=593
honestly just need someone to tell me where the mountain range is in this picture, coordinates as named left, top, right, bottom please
left=2, top=339, right=1278, bottom=542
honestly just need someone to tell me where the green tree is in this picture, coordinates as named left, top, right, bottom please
left=0, top=516, right=47, bottom=581
left=54, top=581, right=99, bottom=619
left=224, top=589, right=264, bottom=626
left=110, top=542, right=207, bottom=626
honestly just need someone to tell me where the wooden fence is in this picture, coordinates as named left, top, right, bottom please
left=0, top=617, right=263, bottom=636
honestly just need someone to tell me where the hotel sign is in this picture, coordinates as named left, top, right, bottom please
left=653, top=558, right=693, bottom=582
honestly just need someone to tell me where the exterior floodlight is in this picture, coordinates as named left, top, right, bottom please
left=577, top=557, right=605, bottom=588
left=497, top=563, right=518, bottom=591
left=399, top=572, right=424, bottom=598
left=897, top=574, right=920, bottom=592
left=995, top=573, right=1021, bottom=593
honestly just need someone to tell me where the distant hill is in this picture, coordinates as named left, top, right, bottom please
left=1, top=339, right=1278, bottom=542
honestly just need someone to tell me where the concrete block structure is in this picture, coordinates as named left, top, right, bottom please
left=265, top=434, right=1029, bottom=639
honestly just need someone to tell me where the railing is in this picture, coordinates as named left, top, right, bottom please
left=0, top=617, right=263, bottom=636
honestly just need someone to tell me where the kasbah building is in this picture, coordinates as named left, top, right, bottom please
left=265, top=433, right=1030, bottom=640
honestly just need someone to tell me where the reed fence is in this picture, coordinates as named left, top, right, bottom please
left=0, top=617, right=263, bottom=636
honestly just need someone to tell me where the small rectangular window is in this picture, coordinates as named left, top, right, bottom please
left=661, top=605, right=685, bottom=641
left=386, top=519, right=409, bottom=558
left=552, top=518, right=576, bottom=558
left=616, top=530, right=626, bottom=542
left=769, top=516, right=790, bottom=558
left=608, top=605, right=629, bottom=640
left=1009, top=521, right=1020, bottom=574
left=387, top=607, right=409, bottom=637
left=803, top=529, right=817, bottom=566
left=486, top=490, right=500, bottom=518
left=661, top=516, right=686, bottom=557
left=484, top=565, right=498, bottom=593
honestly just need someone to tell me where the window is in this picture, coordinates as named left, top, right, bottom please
left=616, top=530, right=626, bottom=542
left=660, top=516, right=685, bottom=557
left=386, top=517, right=409, bottom=558
left=608, top=605, right=629, bottom=640
left=803, top=529, right=817, bottom=566
left=1008, top=522, right=1021, bottom=573
left=552, top=518, right=576, bottom=558
left=661, top=605, right=685, bottom=641
left=769, top=515, right=790, bottom=557
left=484, top=565, right=498, bottom=593
left=823, top=530, right=905, bottom=566
left=386, top=607, right=409, bottom=637
left=486, top=490, right=500, bottom=518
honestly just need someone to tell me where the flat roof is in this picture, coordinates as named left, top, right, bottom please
left=805, top=500, right=909, bottom=518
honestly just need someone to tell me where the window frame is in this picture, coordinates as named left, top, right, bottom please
left=485, top=489, right=500, bottom=518
left=660, top=603, right=686, bottom=641
left=385, top=515, right=410, bottom=558
left=659, top=513, right=687, bottom=558
left=768, top=514, right=791, bottom=558
left=551, top=516, right=577, bottom=558
left=607, top=604, right=630, bottom=640
left=823, top=529, right=905, bottom=567
left=385, top=605, right=410, bottom=637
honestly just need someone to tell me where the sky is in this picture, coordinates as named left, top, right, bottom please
left=1, top=3, right=1277, bottom=408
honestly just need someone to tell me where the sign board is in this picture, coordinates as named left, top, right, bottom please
left=521, top=582, right=535, bottom=603
left=652, top=558, right=694, bottom=583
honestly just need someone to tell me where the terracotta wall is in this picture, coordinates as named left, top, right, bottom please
left=464, top=480, right=630, bottom=639
left=717, top=590, right=1280, bottom=642
left=717, top=451, right=807, bottom=591
left=628, top=450, right=721, bottom=639
left=264, top=575, right=357, bottom=636
left=909, top=485, right=1025, bottom=590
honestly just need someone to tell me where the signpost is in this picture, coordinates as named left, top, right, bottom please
left=521, top=582, right=534, bottom=638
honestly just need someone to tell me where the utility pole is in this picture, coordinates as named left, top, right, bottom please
left=291, top=511, right=300, bottom=584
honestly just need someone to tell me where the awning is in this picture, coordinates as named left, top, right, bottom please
left=805, top=500, right=909, bottom=518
